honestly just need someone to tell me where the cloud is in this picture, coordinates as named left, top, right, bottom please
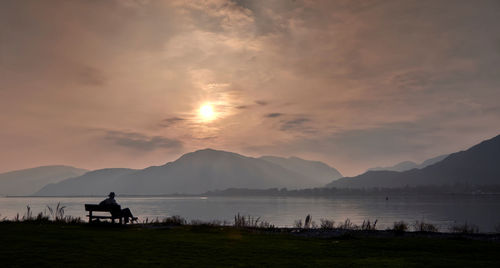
left=280, top=118, right=311, bottom=132
left=1, top=0, right=500, bottom=175
left=104, top=130, right=182, bottom=151
left=265, top=113, right=283, bottom=118
left=324, top=123, right=436, bottom=157
left=159, top=117, right=185, bottom=127
left=175, top=0, right=255, bottom=34
left=78, top=66, right=107, bottom=86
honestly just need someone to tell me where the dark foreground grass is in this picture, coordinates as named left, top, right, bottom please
left=1, top=223, right=499, bottom=267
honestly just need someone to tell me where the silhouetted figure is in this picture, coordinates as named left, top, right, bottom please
left=100, top=192, right=137, bottom=223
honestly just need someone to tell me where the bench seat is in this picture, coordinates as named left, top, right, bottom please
left=84, top=204, right=122, bottom=224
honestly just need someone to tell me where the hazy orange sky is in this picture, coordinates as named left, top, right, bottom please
left=1, top=0, right=500, bottom=176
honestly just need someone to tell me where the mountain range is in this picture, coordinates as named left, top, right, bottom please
left=35, top=149, right=343, bottom=196
left=4, top=133, right=500, bottom=196
left=0, top=166, right=88, bottom=196
left=327, top=134, right=500, bottom=188
left=258, top=156, right=342, bottom=184
left=367, top=154, right=449, bottom=172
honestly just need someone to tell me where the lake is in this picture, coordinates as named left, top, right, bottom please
left=1, top=195, right=499, bottom=232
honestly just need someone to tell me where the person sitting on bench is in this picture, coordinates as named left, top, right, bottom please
left=99, top=192, right=137, bottom=223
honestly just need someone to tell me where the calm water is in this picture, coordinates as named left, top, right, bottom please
left=1, top=195, right=499, bottom=232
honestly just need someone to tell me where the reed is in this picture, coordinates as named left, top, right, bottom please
left=304, top=214, right=312, bottom=229
left=234, top=213, right=263, bottom=228
left=23, top=205, right=33, bottom=220
left=360, top=219, right=378, bottom=231
left=46, top=202, right=67, bottom=221
left=337, top=219, right=358, bottom=230
left=1, top=205, right=493, bottom=235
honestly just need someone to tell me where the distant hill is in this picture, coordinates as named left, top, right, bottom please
left=36, top=149, right=342, bottom=196
left=35, top=168, right=137, bottom=196
left=0, top=166, right=88, bottom=196
left=367, top=154, right=449, bottom=172
left=368, top=161, right=419, bottom=172
left=327, top=134, right=500, bottom=188
left=259, top=156, right=342, bottom=185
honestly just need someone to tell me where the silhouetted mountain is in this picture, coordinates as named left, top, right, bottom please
left=418, top=154, right=449, bottom=168
left=36, top=168, right=137, bottom=196
left=0, top=165, right=88, bottom=196
left=367, top=154, right=449, bottom=172
left=368, top=161, right=419, bottom=172
left=259, top=156, right=342, bottom=185
left=36, top=149, right=341, bottom=196
left=327, top=134, right=500, bottom=188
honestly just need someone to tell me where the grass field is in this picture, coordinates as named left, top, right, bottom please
left=1, top=222, right=499, bottom=267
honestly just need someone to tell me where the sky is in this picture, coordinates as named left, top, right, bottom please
left=1, top=0, right=500, bottom=176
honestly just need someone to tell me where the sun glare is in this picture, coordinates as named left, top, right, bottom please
left=199, top=104, right=215, bottom=121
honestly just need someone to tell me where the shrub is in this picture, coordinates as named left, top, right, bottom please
left=294, top=215, right=316, bottom=229
left=413, top=220, right=438, bottom=232
left=450, top=222, right=479, bottom=234
left=393, top=221, right=409, bottom=233
left=162, top=215, right=187, bottom=226
left=257, top=221, right=275, bottom=229
left=294, top=219, right=303, bottom=228
left=320, top=219, right=335, bottom=229
left=190, top=219, right=232, bottom=227
left=34, top=212, right=50, bottom=223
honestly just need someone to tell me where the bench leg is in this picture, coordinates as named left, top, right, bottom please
left=89, top=211, right=93, bottom=223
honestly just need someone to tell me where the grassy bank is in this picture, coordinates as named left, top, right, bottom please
left=1, top=222, right=499, bottom=267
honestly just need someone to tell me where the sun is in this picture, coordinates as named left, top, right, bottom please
left=199, top=104, right=215, bottom=121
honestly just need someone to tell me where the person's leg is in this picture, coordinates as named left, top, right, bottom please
left=121, top=208, right=135, bottom=223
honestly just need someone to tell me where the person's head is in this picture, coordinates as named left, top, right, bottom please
left=108, top=192, right=115, bottom=199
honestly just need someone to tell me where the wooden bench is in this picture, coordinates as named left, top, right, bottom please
left=85, top=204, right=122, bottom=224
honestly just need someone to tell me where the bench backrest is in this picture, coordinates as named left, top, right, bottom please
left=85, top=204, right=120, bottom=212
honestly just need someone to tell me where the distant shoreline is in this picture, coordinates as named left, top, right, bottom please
left=5, top=184, right=500, bottom=198
left=5, top=191, right=500, bottom=199
left=2, top=194, right=206, bottom=198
